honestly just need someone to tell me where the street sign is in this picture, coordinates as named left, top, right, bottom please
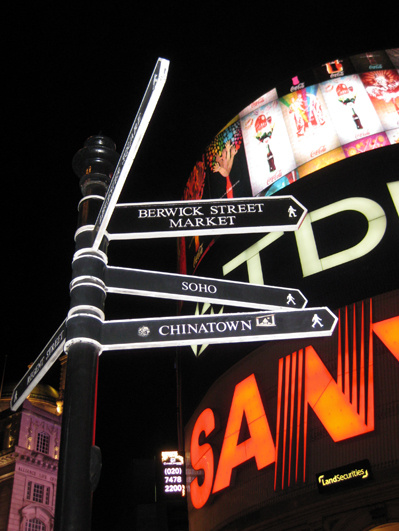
left=105, top=265, right=308, bottom=310
left=97, top=307, right=337, bottom=351
left=10, top=320, right=67, bottom=411
left=106, top=195, right=307, bottom=240
left=92, top=57, right=170, bottom=250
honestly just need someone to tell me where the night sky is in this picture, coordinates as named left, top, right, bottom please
left=3, top=4, right=397, bottom=528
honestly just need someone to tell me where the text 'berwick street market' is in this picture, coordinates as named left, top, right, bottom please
left=137, top=202, right=265, bottom=229
left=108, top=196, right=307, bottom=239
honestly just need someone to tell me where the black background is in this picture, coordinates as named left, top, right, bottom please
left=2, top=3, right=398, bottom=528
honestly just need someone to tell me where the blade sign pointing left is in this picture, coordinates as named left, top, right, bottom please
left=92, top=57, right=170, bottom=250
left=10, top=320, right=67, bottom=411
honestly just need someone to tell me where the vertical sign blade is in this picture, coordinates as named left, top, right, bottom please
left=92, top=57, right=170, bottom=250
left=10, top=320, right=67, bottom=411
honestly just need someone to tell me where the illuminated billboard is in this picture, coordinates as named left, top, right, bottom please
left=184, top=290, right=399, bottom=530
left=246, top=66, right=398, bottom=196
left=179, top=49, right=398, bottom=278
left=179, top=48, right=399, bottom=531
left=239, top=50, right=397, bottom=197
left=177, top=139, right=398, bottom=363
left=183, top=49, right=398, bottom=203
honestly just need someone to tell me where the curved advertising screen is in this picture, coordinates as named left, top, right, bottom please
left=179, top=51, right=399, bottom=529
left=178, top=48, right=399, bottom=285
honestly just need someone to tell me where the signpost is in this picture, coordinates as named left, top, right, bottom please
left=10, top=320, right=66, bottom=411
left=10, top=58, right=339, bottom=531
left=72, top=307, right=338, bottom=352
left=105, top=265, right=308, bottom=310
left=106, top=195, right=307, bottom=240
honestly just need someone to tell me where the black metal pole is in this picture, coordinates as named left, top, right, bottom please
left=54, top=135, right=119, bottom=531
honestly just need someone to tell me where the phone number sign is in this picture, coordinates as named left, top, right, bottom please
left=161, top=451, right=185, bottom=497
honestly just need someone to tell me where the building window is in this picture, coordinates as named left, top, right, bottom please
left=45, top=486, right=50, bottom=505
left=24, top=518, right=46, bottom=531
left=32, top=483, right=44, bottom=503
left=36, top=432, right=50, bottom=454
left=26, top=482, right=51, bottom=505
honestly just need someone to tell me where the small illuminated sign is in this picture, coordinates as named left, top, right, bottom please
left=316, top=460, right=373, bottom=494
left=161, top=451, right=185, bottom=497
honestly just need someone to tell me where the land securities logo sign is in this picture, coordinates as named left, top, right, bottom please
left=316, top=460, right=373, bottom=493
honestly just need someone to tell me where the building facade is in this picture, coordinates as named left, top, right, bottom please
left=178, top=48, right=399, bottom=530
left=0, top=382, right=62, bottom=531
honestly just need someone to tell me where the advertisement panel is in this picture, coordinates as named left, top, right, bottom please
left=184, top=290, right=399, bottom=531
left=241, top=98, right=296, bottom=195
left=360, top=69, right=399, bottom=130
left=279, top=84, right=341, bottom=167
left=179, top=144, right=398, bottom=314
left=319, top=74, right=383, bottom=145
left=178, top=49, right=399, bottom=287
left=179, top=49, right=398, bottom=206
left=178, top=48, right=399, bottom=531
left=203, top=120, right=252, bottom=200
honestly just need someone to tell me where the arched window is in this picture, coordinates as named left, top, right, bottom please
left=36, top=432, right=50, bottom=455
left=24, top=518, right=46, bottom=531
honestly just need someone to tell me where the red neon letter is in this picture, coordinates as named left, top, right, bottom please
left=304, top=346, right=374, bottom=441
left=373, top=316, right=399, bottom=361
left=212, top=374, right=275, bottom=493
left=190, top=408, right=215, bottom=509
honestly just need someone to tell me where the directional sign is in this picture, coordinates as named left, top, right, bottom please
left=105, top=266, right=308, bottom=310
left=10, top=320, right=67, bottom=411
left=92, top=57, right=170, bottom=250
left=106, top=195, right=307, bottom=240
left=95, top=307, right=337, bottom=351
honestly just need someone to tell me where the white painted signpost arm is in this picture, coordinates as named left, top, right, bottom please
left=92, top=57, right=170, bottom=250
left=65, top=307, right=338, bottom=353
left=106, top=196, right=307, bottom=240
left=105, top=265, right=308, bottom=310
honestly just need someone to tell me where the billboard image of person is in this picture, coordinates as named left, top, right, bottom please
left=279, top=84, right=341, bottom=167
left=178, top=119, right=252, bottom=276
left=204, top=119, right=251, bottom=200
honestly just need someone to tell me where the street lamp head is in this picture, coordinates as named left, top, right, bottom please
left=72, top=135, right=120, bottom=197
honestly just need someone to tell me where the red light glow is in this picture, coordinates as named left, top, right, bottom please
left=212, top=374, right=275, bottom=493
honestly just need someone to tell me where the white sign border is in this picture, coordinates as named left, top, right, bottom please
left=92, top=57, right=170, bottom=250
